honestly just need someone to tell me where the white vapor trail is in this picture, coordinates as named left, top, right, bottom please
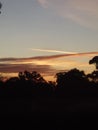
left=31, top=48, right=77, bottom=54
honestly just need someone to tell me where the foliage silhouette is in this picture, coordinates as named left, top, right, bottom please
left=87, top=71, right=98, bottom=83
left=18, top=70, right=46, bottom=83
left=0, top=68, right=98, bottom=97
left=55, top=68, right=90, bottom=96
left=89, top=56, right=98, bottom=69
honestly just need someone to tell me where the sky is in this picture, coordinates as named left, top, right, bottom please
left=0, top=0, right=98, bottom=81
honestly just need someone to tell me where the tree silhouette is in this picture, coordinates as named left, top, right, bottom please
left=87, top=71, right=98, bottom=82
left=18, top=70, right=46, bottom=83
left=89, top=56, right=98, bottom=70
left=0, top=2, right=2, bottom=14
left=18, top=71, right=25, bottom=80
left=56, top=68, right=86, bottom=87
left=0, top=74, right=3, bottom=81
left=55, top=68, right=89, bottom=97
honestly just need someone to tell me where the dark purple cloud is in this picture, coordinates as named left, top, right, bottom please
left=0, top=63, right=57, bottom=76
left=0, top=51, right=98, bottom=62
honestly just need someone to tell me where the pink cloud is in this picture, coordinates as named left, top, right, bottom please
left=37, top=0, right=98, bottom=29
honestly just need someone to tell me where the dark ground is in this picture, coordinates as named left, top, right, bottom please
left=0, top=96, right=98, bottom=129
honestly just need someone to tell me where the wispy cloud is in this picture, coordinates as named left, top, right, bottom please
left=37, top=0, right=48, bottom=8
left=37, top=0, right=98, bottom=29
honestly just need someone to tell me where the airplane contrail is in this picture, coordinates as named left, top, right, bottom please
left=31, top=48, right=77, bottom=54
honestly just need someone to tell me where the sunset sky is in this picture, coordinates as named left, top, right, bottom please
left=0, top=0, right=98, bottom=80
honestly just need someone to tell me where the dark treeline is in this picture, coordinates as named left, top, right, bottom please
left=0, top=68, right=98, bottom=129
left=0, top=68, right=98, bottom=98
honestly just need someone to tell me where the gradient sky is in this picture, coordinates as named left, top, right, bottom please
left=0, top=0, right=98, bottom=80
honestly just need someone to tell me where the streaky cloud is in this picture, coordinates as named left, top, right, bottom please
left=0, top=51, right=97, bottom=78
left=0, top=51, right=98, bottom=62
left=37, top=0, right=98, bottom=29
left=0, top=63, right=56, bottom=74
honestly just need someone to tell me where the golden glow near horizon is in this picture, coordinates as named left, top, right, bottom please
left=0, top=51, right=97, bottom=81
